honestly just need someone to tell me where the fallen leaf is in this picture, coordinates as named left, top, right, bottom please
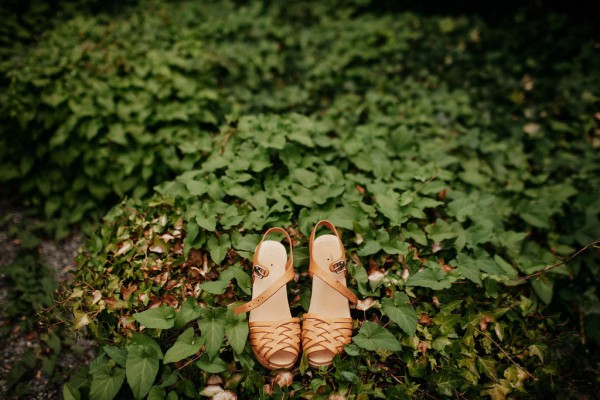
left=263, top=384, right=273, bottom=396
left=213, top=390, right=237, bottom=400
left=115, top=241, right=132, bottom=256
left=523, top=123, right=540, bottom=135
left=521, top=74, right=534, bottom=91
left=149, top=244, right=164, bottom=253
left=160, top=233, right=175, bottom=242
left=199, top=385, right=224, bottom=397
left=419, top=314, right=431, bottom=326
left=368, top=271, right=384, bottom=283
left=91, top=290, right=102, bottom=305
left=121, top=283, right=138, bottom=301
left=273, top=371, right=294, bottom=388
left=207, top=375, right=224, bottom=385
left=356, top=297, right=375, bottom=311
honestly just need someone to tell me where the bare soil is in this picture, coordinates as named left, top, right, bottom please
left=0, top=201, right=96, bottom=399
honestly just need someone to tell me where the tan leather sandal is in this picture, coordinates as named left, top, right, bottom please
left=234, top=227, right=300, bottom=370
left=302, top=220, right=358, bottom=368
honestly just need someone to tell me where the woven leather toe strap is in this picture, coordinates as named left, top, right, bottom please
left=249, top=318, right=301, bottom=367
left=302, top=314, right=353, bottom=360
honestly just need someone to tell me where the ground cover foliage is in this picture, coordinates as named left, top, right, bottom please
left=1, top=0, right=599, bottom=399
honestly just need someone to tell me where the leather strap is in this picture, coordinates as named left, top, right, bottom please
left=234, top=267, right=293, bottom=314
left=257, top=227, right=294, bottom=276
left=234, top=227, right=294, bottom=315
left=309, top=220, right=345, bottom=260
left=309, top=220, right=358, bottom=304
left=309, top=262, right=358, bottom=303
left=301, top=314, right=353, bottom=363
left=249, top=317, right=301, bottom=369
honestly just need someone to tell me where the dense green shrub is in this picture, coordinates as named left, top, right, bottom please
left=2, top=1, right=598, bottom=236
left=1, top=0, right=597, bottom=398
left=0, top=4, right=226, bottom=236
left=59, top=108, right=598, bottom=397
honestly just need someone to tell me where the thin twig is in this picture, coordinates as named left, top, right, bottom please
left=220, top=127, right=237, bottom=154
left=475, top=328, right=536, bottom=381
left=517, top=237, right=600, bottom=282
left=390, top=374, right=403, bottom=384
left=177, top=352, right=202, bottom=370
left=418, top=389, right=440, bottom=400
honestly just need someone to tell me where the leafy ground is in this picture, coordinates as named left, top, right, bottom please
left=0, top=0, right=599, bottom=399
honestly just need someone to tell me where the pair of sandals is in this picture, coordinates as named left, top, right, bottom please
left=233, top=220, right=358, bottom=370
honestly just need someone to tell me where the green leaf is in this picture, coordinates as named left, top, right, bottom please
left=174, top=297, right=202, bottom=329
left=89, top=365, right=125, bottom=400
left=133, top=306, right=175, bottom=329
left=358, top=240, right=382, bottom=256
left=197, top=307, right=227, bottom=359
left=329, top=205, right=361, bottom=230
left=158, top=366, right=179, bottom=388
left=196, top=212, right=217, bottom=232
left=432, top=314, right=461, bottom=335
left=164, top=328, right=204, bottom=364
left=381, top=238, right=410, bottom=255
left=531, top=276, right=553, bottom=304
left=381, top=294, right=417, bottom=336
left=230, top=266, right=252, bottom=295
left=225, top=310, right=249, bottom=354
left=126, top=344, right=160, bottom=400
left=401, top=223, right=428, bottom=246
left=103, top=346, right=127, bottom=368
left=219, top=264, right=251, bottom=295
left=344, top=344, right=360, bottom=356
left=231, top=232, right=260, bottom=253
left=353, top=322, right=401, bottom=351
left=528, top=344, right=547, bottom=363
left=519, top=205, right=551, bottom=229
left=186, top=181, right=207, bottom=196
left=375, top=192, right=403, bottom=226
left=207, top=234, right=230, bottom=264
left=405, top=268, right=452, bottom=290
left=432, top=372, right=466, bottom=396
left=293, top=168, right=318, bottom=188
left=493, top=255, right=518, bottom=277
left=166, top=391, right=178, bottom=400
left=340, top=371, right=360, bottom=384
left=299, top=352, right=310, bottom=375
left=477, top=357, right=498, bottom=380
left=195, top=353, right=228, bottom=373
left=63, top=382, right=81, bottom=400
left=349, top=263, right=375, bottom=297
left=453, top=253, right=482, bottom=285
left=183, top=220, right=200, bottom=258
left=130, top=334, right=163, bottom=360
left=199, top=279, right=230, bottom=295
left=148, top=386, right=166, bottom=400
left=425, top=219, right=458, bottom=242
left=481, top=383, right=511, bottom=400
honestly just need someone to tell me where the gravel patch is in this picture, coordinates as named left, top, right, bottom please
left=0, top=200, right=96, bottom=399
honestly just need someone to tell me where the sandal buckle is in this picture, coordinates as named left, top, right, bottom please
left=253, top=265, right=268, bottom=279
left=331, top=260, right=346, bottom=273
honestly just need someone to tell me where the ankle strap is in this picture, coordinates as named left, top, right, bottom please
left=308, top=220, right=358, bottom=304
left=233, top=227, right=294, bottom=315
